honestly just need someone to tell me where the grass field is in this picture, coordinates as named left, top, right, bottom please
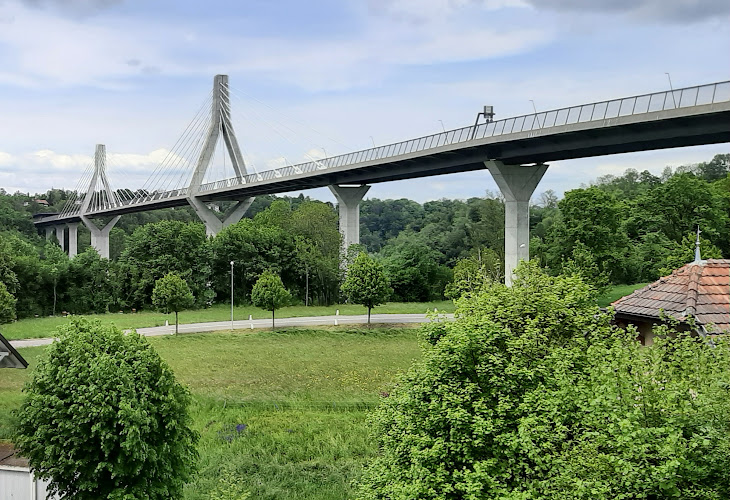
left=0, top=326, right=423, bottom=499
left=0, top=301, right=454, bottom=341
left=597, top=282, right=648, bottom=307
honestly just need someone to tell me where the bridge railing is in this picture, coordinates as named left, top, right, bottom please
left=198, top=80, right=730, bottom=194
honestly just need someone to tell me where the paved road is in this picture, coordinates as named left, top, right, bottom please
left=10, top=313, right=454, bottom=349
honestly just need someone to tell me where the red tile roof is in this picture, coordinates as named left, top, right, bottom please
left=612, top=259, right=730, bottom=333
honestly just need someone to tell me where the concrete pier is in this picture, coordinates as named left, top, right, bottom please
left=329, top=185, right=370, bottom=250
left=485, top=160, right=547, bottom=286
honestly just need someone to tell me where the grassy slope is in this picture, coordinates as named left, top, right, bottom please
left=0, top=301, right=454, bottom=341
left=597, top=282, right=649, bottom=308
left=0, top=327, right=422, bottom=499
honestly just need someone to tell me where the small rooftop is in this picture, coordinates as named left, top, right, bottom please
left=613, top=259, right=730, bottom=333
left=0, top=442, right=29, bottom=468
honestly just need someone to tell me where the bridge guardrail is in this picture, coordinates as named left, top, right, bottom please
left=59, top=81, right=730, bottom=216
left=197, top=81, right=730, bottom=194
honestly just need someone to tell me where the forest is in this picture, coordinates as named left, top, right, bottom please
left=0, top=153, right=727, bottom=322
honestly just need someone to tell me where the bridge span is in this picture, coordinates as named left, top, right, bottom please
left=34, top=76, right=730, bottom=285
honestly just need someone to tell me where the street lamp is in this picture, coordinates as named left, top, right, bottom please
left=230, top=261, right=234, bottom=330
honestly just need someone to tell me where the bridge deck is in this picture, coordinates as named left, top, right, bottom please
left=35, top=82, right=730, bottom=227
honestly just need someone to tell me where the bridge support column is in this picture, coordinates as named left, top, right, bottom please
left=81, top=215, right=120, bottom=259
left=188, top=196, right=254, bottom=237
left=329, top=185, right=370, bottom=251
left=485, top=161, right=547, bottom=286
left=54, top=225, right=66, bottom=252
left=67, top=222, right=79, bottom=258
left=44, top=226, right=54, bottom=240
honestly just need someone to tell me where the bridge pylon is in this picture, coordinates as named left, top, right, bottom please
left=79, top=144, right=120, bottom=259
left=187, top=74, right=254, bottom=236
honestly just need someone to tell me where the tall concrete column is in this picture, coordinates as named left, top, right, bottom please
left=187, top=196, right=254, bottom=237
left=485, top=161, right=548, bottom=286
left=44, top=226, right=54, bottom=240
left=54, top=225, right=66, bottom=252
left=81, top=215, right=120, bottom=259
left=67, top=222, right=79, bottom=258
left=329, top=185, right=370, bottom=250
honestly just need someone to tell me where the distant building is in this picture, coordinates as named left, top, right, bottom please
left=612, top=258, right=730, bottom=345
left=33, top=199, right=50, bottom=207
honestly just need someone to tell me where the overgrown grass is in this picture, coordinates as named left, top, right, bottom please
left=1, top=301, right=454, bottom=341
left=0, top=327, right=422, bottom=499
left=597, top=282, right=649, bottom=307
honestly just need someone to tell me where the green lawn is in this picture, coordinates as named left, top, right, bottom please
left=0, top=327, right=422, bottom=499
left=0, top=301, right=454, bottom=341
left=597, top=283, right=649, bottom=307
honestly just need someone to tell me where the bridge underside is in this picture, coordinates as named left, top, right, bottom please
left=34, top=106, right=730, bottom=227
left=199, top=107, right=730, bottom=199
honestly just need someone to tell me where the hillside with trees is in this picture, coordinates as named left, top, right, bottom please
left=0, top=153, right=727, bottom=322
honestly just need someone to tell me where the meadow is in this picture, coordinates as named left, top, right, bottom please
left=1, top=301, right=454, bottom=341
left=0, top=326, right=423, bottom=499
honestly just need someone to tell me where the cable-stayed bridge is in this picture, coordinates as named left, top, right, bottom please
left=34, top=76, right=730, bottom=284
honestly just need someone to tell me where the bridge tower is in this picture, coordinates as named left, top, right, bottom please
left=485, top=161, right=548, bottom=286
left=79, top=144, right=121, bottom=259
left=187, top=74, right=254, bottom=236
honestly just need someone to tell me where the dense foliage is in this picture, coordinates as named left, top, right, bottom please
left=0, top=153, right=726, bottom=318
left=15, top=318, right=198, bottom=499
left=357, top=262, right=730, bottom=499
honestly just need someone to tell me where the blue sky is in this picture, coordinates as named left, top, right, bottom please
left=0, top=0, right=728, bottom=203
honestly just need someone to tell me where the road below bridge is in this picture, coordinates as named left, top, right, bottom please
left=9, top=313, right=454, bottom=349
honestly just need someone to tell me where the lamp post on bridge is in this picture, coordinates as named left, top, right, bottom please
left=230, top=260, right=234, bottom=330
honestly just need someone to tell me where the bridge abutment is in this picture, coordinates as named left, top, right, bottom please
left=188, top=196, right=254, bottom=237
left=329, top=185, right=370, bottom=251
left=81, top=215, right=120, bottom=259
left=485, top=160, right=547, bottom=286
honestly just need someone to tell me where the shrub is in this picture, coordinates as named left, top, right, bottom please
left=15, top=318, right=198, bottom=499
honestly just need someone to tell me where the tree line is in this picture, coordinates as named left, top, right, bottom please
left=0, top=153, right=727, bottom=322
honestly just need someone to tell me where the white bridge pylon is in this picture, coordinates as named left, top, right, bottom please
left=187, top=74, right=254, bottom=236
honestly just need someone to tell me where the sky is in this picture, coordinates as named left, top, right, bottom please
left=0, top=0, right=728, bottom=203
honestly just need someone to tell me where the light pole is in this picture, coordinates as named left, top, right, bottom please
left=438, top=120, right=446, bottom=132
left=230, top=261, right=234, bottom=330
left=665, top=72, right=676, bottom=108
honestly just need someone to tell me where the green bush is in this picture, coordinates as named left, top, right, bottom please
left=15, top=318, right=198, bottom=499
left=357, top=262, right=730, bottom=499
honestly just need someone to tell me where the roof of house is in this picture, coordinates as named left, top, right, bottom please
left=0, top=442, right=29, bottom=468
left=0, top=332, right=28, bottom=369
left=612, top=259, right=730, bottom=333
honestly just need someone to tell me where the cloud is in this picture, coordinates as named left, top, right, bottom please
left=521, top=0, right=728, bottom=23
left=367, top=0, right=527, bottom=24
left=18, top=0, right=122, bottom=15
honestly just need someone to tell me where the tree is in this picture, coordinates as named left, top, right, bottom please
left=356, top=262, right=730, bottom=499
left=341, top=252, right=392, bottom=325
left=0, top=281, right=16, bottom=323
left=15, top=318, right=198, bottom=499
left=152, top=273, right=194, bottom=334
left=40, top=242, right=69, bottom=316
left=251, top=270, right=291, bottom=329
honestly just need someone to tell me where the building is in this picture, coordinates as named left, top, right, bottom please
left=612, top=258, right=730, bottom=345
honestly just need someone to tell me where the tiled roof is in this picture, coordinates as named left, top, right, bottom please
left=612, top=259, right=730, bottom=333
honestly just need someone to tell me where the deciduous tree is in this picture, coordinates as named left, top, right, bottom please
left=152, top=273, right=194, bottom=334
left=251, top=270, right=292, bottom=329
left=15, top=318, right=198, bottom=499
left=341, top=252, right=391, bottom=325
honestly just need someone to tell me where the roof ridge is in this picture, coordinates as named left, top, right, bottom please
left=684, top=263, right=704, bottom=319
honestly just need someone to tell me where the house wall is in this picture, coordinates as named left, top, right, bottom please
left=0, top=466, right=56, bottom=499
